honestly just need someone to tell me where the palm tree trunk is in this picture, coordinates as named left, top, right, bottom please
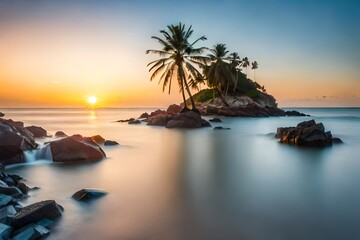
left=180, top=79, right=189, bottom=111
left=183, top=77, right=198, bottom=112
left=217, top=87, right=229, bottom=107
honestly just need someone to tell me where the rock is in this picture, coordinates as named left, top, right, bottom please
left=213, top=126, right=231, bottom=130
left=166, top=111, right=203, bottom=129
left=12, top=223, right=50, bottom=240
left=128, top=119, right=141, bottom=124
left=50, top=135, right=106, bottom=163
left=36, top=218, right=54, bottom=228
left=149, top=109, right=167, bottom=117
left=285, top=110, right=308, bottom=116
left=332, top=138, right=343, bottom=144
left=0, top=205, right=17, bottom=224
left=205, top=105, right=220, bottom=115
left=24, top=126, right=47, bottom=138
left=0, top=123, right=37, bottom=165
left=0, top=223, right=11, bottom=239
left=0, top=119, right=24, bottom=128
left=117, top=118, right=135, bottom=123
left=0, top=113, right=4, bottom=118
left=10, top=200, right=62, bottom=229
left=166, top=104, right=182, bottom=114
left=139, top=112, right=149, bottom=119
left=54, top=131, right=67, bottom=138
left=277, top=119, right=339, bottom=147
left=209, top=117, right=222, bottom=122
left=72, top=188, right=107, bottom=201
left=201, top=119, right=212, bottom=127
left=91, top=135, right=106, bottom=145
left=104, top=140, right=119, bottom=146
left=0, top=194, right=13, bottom=207
left=147, top=114, right=171, bottom=126
left=17, top=182, right=29, bottom=195
left=0, top=186, right=23, bottom=197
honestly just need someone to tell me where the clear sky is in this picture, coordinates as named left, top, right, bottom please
left=0, top=0, right=359, bottom=107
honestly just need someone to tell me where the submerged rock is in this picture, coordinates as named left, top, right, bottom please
left=209, top=117, right=222, bottom=122
left=24, top=126, right=47, bottom=138
left=117, top=118, right=135, bottom=123
left=276, top=119, right=341, bottom=147
left=50, top=135, right=106, bottom=163
left=10, top=200, right=62, bottom=229
left=213, top=126, right=231, bottom=130
left=128, top=119, right=141, bottom=124
left=285, top=110, right=309, bottom=116
left=72, top=189, right=107, bottom=201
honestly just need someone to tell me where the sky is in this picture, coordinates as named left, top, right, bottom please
left=0, top=0, right=359, bottom=108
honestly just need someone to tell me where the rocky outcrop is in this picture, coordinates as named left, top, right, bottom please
left=50, top=135, right=106, bottom=163
left=104, top=140, right=119, bottom=146
left=147, top=114, right=172, bottom=126
left=139, top=112, right=149, bottom=119
left=0, top=113, right=4, bottom=118
left=0, top=122, right=37, bottom=165
left=276, top=119, right=341, bottom=147
left=209, top=117, right=222, bottom=122
left=25, top=126, right=47, bottom=138
left=166, top=104, right=182, bottom=114
left=55, top=131, right=67, bottom=138
left=91, top=135, right=106, bottom=145
left=128, top=119, right=141, bottom=124
left=285, top=110, right=309, bottom=116
left=166, top=111, right=204, bottom=128
left=72, top=189, right=107, bottom=201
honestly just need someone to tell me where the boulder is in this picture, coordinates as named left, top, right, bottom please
left=0, top=119, right=24, bottom=128
left=205, top=105, right=220, bottom=115
left=166, top=111, right=203, bottom=129
left=149, top=109, right=166, bottom=117
left=91, top=135, right=105, bottom=145
left=12, top=223, right=50, bottom=240
left=201, top=119, right=212, bottom=127
left=139, top=112, right=149, bottom=119
left=24, top=126, right=47, bottom=138
left=54, top=131, right=67, bottom=138
left=0, top=123, right=37, bottom=165
left=128, top=119, right=141, bottom=124
left=104, top=140, right=119, bottom=146
left=285, top=110, right=308, bottom=116
left=147, top=114, right=171, bottom=126
left=332, top=138, right=343, bottom=144
left=10, top=200, right=62, bottom=229
left=0, top=194, right=12, bottom=208
left=0, top=113, right=4, bottom=118
left=276, top=120, right=340, bottom=148
left=166, top=104, right=182, bottom=114
left=117, top=118, right=135, bottom=123
left=0, top=205, right=17, bottom=224
left=213, top=126, right=231, bottom=130
left=0, top=223, right=11, bottom=239
left=50, top=135, right=106, bottom=163
left=209, top=117, right=222, bottom=122
left=72, top=189, right=107, bottom=201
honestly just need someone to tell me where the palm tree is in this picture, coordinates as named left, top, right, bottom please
left=228, top=52, right=242, bottom=94
left=251, top=61, right=258, bottom=81
left=146, top=23, right=208, bottom=112
left=242, top=57, right=250, bottom=77
left=205, top=44, right=236, bottom=106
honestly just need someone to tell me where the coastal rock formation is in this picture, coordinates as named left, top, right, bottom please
left=209, top=117, right=222, bottom=122
left=25, top=126, right=48, bottom=138
left=50, top=135, right=106, bottom=163
left=10, top=200, right=63, bottom=228
left=55, top=131, right=67, bottom=138
left=117, top=118, right=135, bottom=123
left=128, top=119, right=141, bottom=124
left=166, top=104, right=182, bottom=114
left=276, top=119, right=341, bottom=147
left=139, top=112, right=149, bottom=119
left=0, top=113, right=4, bottom=117
left=72, top=188, right=107, bottom=201
left=91, top=135, right=106, bottom=145
left=0, top=121, right=37, bottom=165
left=285, top=110, right=309, bottom=117
left=147, top=114, right=172, bottom=126
left=104, top=140, right=119, bottom=146
left=166, top=111, right=204, bottom=128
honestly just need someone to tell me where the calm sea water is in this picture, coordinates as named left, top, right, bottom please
left=1, top=107, right=360, bottom=240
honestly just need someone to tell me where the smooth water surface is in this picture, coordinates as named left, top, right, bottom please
left=1, top=107, right=360, bottom=240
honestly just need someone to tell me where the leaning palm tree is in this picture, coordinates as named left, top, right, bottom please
left=251, top=61, right=259, bottom=81
left=228, top=52, right=242, bottom=94
left=146, top=23, right=208, bottom=112
left=205, top=44, right=236, bottom=105
left=242, top=57, right=250, bottom=77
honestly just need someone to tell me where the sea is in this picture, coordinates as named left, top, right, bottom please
left=1, top=107, right=360, bottom=240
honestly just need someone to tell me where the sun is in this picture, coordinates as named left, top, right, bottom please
left=87, top=96, right=97, bottom=105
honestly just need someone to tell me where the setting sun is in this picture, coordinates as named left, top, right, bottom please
left=88, top=96, right=97, bottom=105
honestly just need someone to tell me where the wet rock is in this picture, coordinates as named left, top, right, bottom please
left=149, top=109, right=167, bottom=117
left=166, top=111, right=203, bottom=129
left=201, top=119, right=212, bottom=127
left=16, top=182, right=29, bottom=195
left=90, top=135, right=106, bottom=145
left=0, top=113, right=4, bottom=118
left=117, top=118, right=135, bottom=123
left=12, top=223, right=50, bottom=240
left=209, top=117, right=222, bottom=122
left=0, top=186, right=23, bottom=197
left=0, top=194, right=13, bottom=207
left=0, top=119, right=24, bottom=128
left=285, top=110, right=308, bottom=116
left=72, top=189, right=107, bottom=201
left=332, top=138, right=343, bottom=144
left=0, top=223, right=12, bottom=239
left=147, top=114, right=171, bottom=126
left=104, top=140, right=119, bottom=146
left=166, top=104, right=182, bottom=114
left=277, top=119, right=340, bottom=147
left=128, top=119, right=141, bottom=124
left=205, top=105, right=219, bottom=115
left=213, top=126, right=231, bottom=130
left=54, top=131, right=67, bottom=138
left=10, top=200, right=62, bottom=229
left=50, top=135, right=106, bottom=163
left=25, top=126, right=47, bottom=138
left=0, top=205, right=17, bottom=224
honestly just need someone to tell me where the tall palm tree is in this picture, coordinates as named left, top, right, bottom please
left=251, top=61, right=259, bottom=81
left=205, top=44, right=236, bottom=105
left=228, top=52, right=241, bottom=94
left=242, top=57, right=250, bottom=77
left=146, top=23, right=208, bottom=112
